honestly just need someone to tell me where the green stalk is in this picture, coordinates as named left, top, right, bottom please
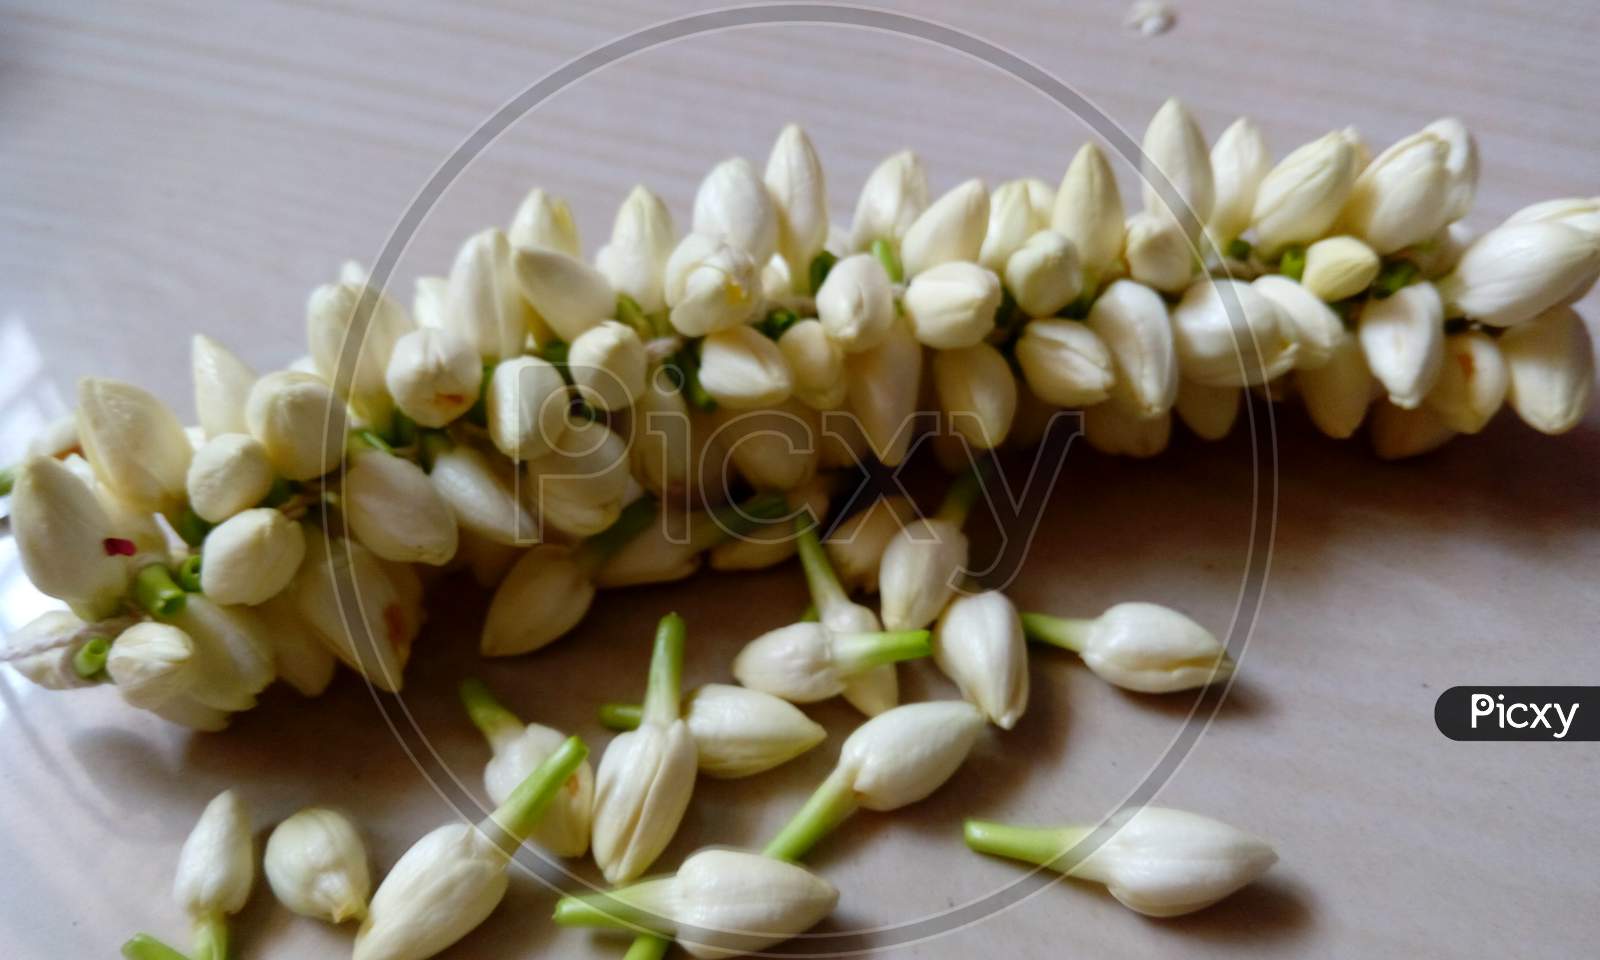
left=553, top=878, right=675, bottom=934
left=869, top=238, right=903, bottom=284
left=831, top=630, right=931, bottom=674
left=173, top=506, right=213, bottom=549
left=641, top=613, right=686, bottom=727
left=963, top=820, right=1094, bottom=874
left=191, top=912, right=228, bottom=960
left=0, top=465, right=15, bottom=497
left=575, top=497, right=660, bottom=577
left=176, top=555, right=204, bottom=593
left=808, top=250, right=839, bottom=294
left=259, top=475, right=295, bottom=509
left=353, top=429, right=393, bottom=455
left=1278, top=245, right=1307, bottom=281
left=616, top=293, right=652, bottom=339
left=1372, top=259, right=1419, bottom=299
left=795, top=516, right=849, bottom=613
left=1019, top=613, right=1094, bottom=654
left=762, top=767, right=860, bottom=862
left=598, top=702, right=643, bottom=731
left=690, top=492, right=789, bottom=550
left=799, top=603, right=819, bottom=622
left=460, top=679, right=525, bottom=753
left=625, top=935, right=672, bottom=960
left=483, top=736, right=588, bottom=850
left=120, top=934, right=191, bottom=960
left=72, top=636, right=111, bottom=679
left=934, top=464, right=988, bottom=528
left=133, top=566, right=187, bottom=620
left=465, top=363, right=495, bottom=428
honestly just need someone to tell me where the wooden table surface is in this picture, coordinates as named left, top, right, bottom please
left=2, top=2, right=1598, bottom=957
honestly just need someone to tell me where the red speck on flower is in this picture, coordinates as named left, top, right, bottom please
left=103, top=538, right=137, bottom=557
left=384, top=604, right=408, bottom=646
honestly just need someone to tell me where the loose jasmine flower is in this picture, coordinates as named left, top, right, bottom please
left=513, top=244, right=617, bottom=343
left=731, top=619, right=931, bottom=707
left=124, top=789, right=254, bottom=960
left=1249, top=130, right=1360, bottom=255
left=980, top=179, right=1053, bottom=272
left=1051, top=142, right=1126, bottom=287
left=460, top=679, right=594, bottom=857
left=904, top=260, right=1003, bottom=349
left=1123, top=211, right=1196, bottom=294
left=1425, top=331, right=1507, bottom=434
left=825, top=495, right=917, bottom=595
left=294, top=538, right=421, bottom=691
left=600, top=683, right=827, bottom=780
left=1206, top=117, right=1269, bottom=250
left=778, top=319, right=848, bottom=410
left=191, top=334, right=257, bottom=440
left=342, top=448, right=459, bottom=566
left=844, top=314, right=923, bottom=466
left=77, top=377, right=194, bottom=513
left=1015, top=318, right=1116, bottom=408
left=485, top=355, right=571, bottom=461
left=664, top=233, right=763, bottom=336
left=1140, top=97, right=1215, bottom=242
left=815, top=252, right=896, bottom=352
left=1357, top=281, right=1445, bottom=408
left=1370, top=399, right=1456, bottom=459
left=697, top=324, right=794, bottom=409
left=525, top=419, right=634, bottom=537
left=963, top=806, right=1276, bottom=917
left=429, top=442, right=535, bottom=546
left=384, top=326, right=483, bottom=427
left=1005, top=229, right=1083, bottom=317
left=880, top=468, right=984, bottom=631
left=1086, top=279, right=1179, bottom=417
left=592, top=613, right=699, bottom=884
left=245, top=371, right=347, bottom=481
left=1297, top=327, right=1375, bottom=439
left=595, top=185, right=676, bottom=314
left=509, top=187, right=580, bottom=256
left=11, top=456, right=133, bottom=619
left=1174, top=379, right=1241, bottom=441
left=1498, top=305, right=1594, bottom=434
left=1338, top=129, right=1453, bottom=254
left=1438, top=221, right=1600, bottom=327
left=185, top=433, right=274, bottom=524
left=306, top=280, right=413, bottom=431
left=353, top=737, right=588, bottom=960
left=934, top=343, right=1017, bottom=450
left=694, top=156, right=780, bottom=265
left=1023, top=601, right=1232, bottom=693
left=198, top=508, right=306, bottom=606
left=1300, top=235, right=1381, bottom=302
left=1253, top=274, right=1343, bottom=369
left=553, top=847, right=838, bottom=960
left=901, top=178, right=989, bottom=276
left=765, top=124, right=829, bottom=284
left=264, top=807, right=371, bottom=923
left=1171, top=278, right=1298, bottom=387
left=934, top=590, right=1029, bottom=729
left=849, top=149, right=928, bottom=253
left=447, top=228, right=530, bottom=361
left=253, top=591, right=337, bottom=698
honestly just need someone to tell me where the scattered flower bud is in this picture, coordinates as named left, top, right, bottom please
left=1123, top=211, right=1195, bottom=293
left=1249, top=131, right=1360, bottom=255
left=765, top=124, right=829, bottom=280
left=1016, top=318, right=1116, bottom=407
left=77, top=377, right=193, bottom=513
left=826, top=495, right=917, bottom=594
left=849, top=149, right=929, bottom=252
left=1301, top=235, right=1380, bottom=302
left=191, top=334, right=257, bottom=440
left=1357, top=281, right=1445, bottom=409
left=525, top=418, right=633, bottom=537
left=1425, top=331, right=1507, bottom=434
left=294, top=539, right=420, bottom=691
left=11, top=456, right=133, bottom=619
left=254, top=591, right=337, bottom=698
left=1253, top=274, right=1343, bottom=369
left=1339, top=130, right=1453, bottom=253
left=1140, top=97, right=1214, bottom=241
left=512, top=245, right=616, bottom=343
left=684, top=683, right=827, bottom=779
left=1023, top=601, right=1232, bottom=693
left=664, top=233, right=763, bottom=336
left=1051, top=142, right=1126, bottom=285
left=733, top=620, right=930, bottom=705
left=1438, top=221, right=1600, bottom=327
left=1499, top=305, right=1595, bottom=435
left=200, top=508, right=306, bottom=606
left=778, top=319, right=848, bottom=409
left=446, top=228, right=529, bottom=361
left=265, top=807, right=371, bottom=924
left=840, top=700, right=985, bottom=810
left=934, top=343, right=1017, bottom=450
left=1005, top=229, right=1083, bottom=316
left=694, top=156, right=780, bottom=265
left=1206, top=117, right=1269, bottom=248
left=485, top=355, right=570, bottom=462
left=1504, top=196, right=1600, bottom=239
left=904, top=261, right=1002, bottom=349
left=934, top=590, right=1029, bottom=729
left=1297, top=327, right=1375, bottom=438
left=430, top=444, right=535, bottom=546
left=1370, top=398, right=1456, bottom=459
left=306, top=281, right=413, bottom=430
left=901, top=178, right=989, bottom=276
left=1171, top=279, right=1298, bottom=386
left=1087, top=279, right=1179, bottom=417
left=568, top=320, right=648, bottom=411
left=174, top=790, right=254, bottom=936
left=1174, top=379, right=1241, bottom=441
left=384, top=327, right=483, bottom=427
left=186, top=434, right=274, bottom=524
left=698, top=324, right=794, bottom=410
left=508, top=187, right=580, bottom=256
left=245, top=371, right=347, bottom=481
left=596, top=186, right=676, bottom=314
left=343, top=450, right=459, bottom=565
left=1085, top=405, right=1172, bottom=457
left=980, top=179, right=1053, bottom=271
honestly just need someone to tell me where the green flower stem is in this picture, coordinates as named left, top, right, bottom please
left=1225, top=237, right=1253, bottom=262
left=671, top=346, right=717, bottom=412
left=353, top=429, right=393, bottom=455
left=870, top=238, right=903, bottom=284
left=174, top=506, right=212, bottom=549
left=617, top=293, right=653, bottom=339
left=1019, top=613, right=1093, bottom=654
left=832, top=629, right=931, bottom=674
left=934, top=463, right=988, bottom=528
left=259, top=475, right=295, bottom=509
left=465, top=363, right=494, bottom=428
left=120, top=934, right=191, bottom=960
left=1372, top=259, right=1419, bottom=299
left=72, top=636, right=111, bottom=679
left=598, top=702, right=643, bottom=731
left=962, top=819, right=1094, bottom=874
left=641, top=613, right=686, bottom=727
left=762, top=767, right=860, bottom=862
left=690, top=492, right=789, bottom=550
left=133, top=565, right=187, bottom=620
left=460, top=678, right=525, bottom=753
left=625, top=934, right=672, bottom=960
left=553, top=878, right=675, bottom=934
left=191, top=912, right=228, bottom=960
left=800, top=603, right=819, bottom=622
left=177, top=555, right=204, bottom=593
left=483, top=735, right=589, bottom=850
left=1278, top=245, right=1307, bottom=281
left=575, top=497, right=660, bottom=577
left=795, top=516, right=849, bottom=613
left=808, top=250, right=839, bottom=294
left=419, top=430, right=453, bottom=471
left=0, top=465, right=15, bottom=497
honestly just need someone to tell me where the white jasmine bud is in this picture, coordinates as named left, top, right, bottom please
left=1424, top=117, right=1479, bottom=222
left=265, top=808, right=371, bottom=924
left=1338, top=131, right=1453, bottom=254
left=1370, top=399, right=1455, bottom=459
left=446, top=229, right=529, bottom=361
left=161, top=595, right=273, bottom=714
left=1253, top=274, right=1344, bottom=369
left=1084, top=405, right=1171, bottom=458
left=512, top=245, right=616, bottom=343
left=175, top=790, right=254, bottom=924
left=1438, top=221, right=1600, bottom=327
left=1504, top=196, right=1600, bottom=239
left=186, top=434, right=273, bottom=524
left=413, top=276, right=448, bottom=329
left=107, top=621, right=197, bottom=709
left=343, top=450, right=459, bottom=565
left=1023, top=601, right=1232, bottom=692
left=385, top=327, right=483, bottom=428
left=253, top=591, right=337, bottom=698
left=306, top=281, right=413, bottom=429
left=1123, top=212, right=1195, bottom=294
left=1171, top=279, right=1298, bottom=386
left=707, top=479, right=830, bottom=573
left=1301, top=235, right=1380, bottom=302
left=765, top=124, right=829, bottom=279
left=934, top=343, right=1017, bottom=450
left=1006, top=229, right=1083, bottom=316
left=1175, top=380, right=1241, bottom=440
left=904, top=261, right=1002, bottom=349
left=1140, top=98, right=1214, bottom=241
left=245, top=371, right=346, bottom=481
left=508, top=188, right=579, bottom=256
left=485, top=355, right=570, bottom=462
left=664, top=233, right=763, bottom=336
left=879, top=508, right=971, bottom=632
left=200, top=508, right=306, bottom=606
left=1016, top=319, right=1116, bottom=407
left=1296, top=327, right=1374, bottom=439
left=826, top=495, right=917, bottom=595
left=1250, top=131, right=1360, bottom=255
left=980, top=179, right=1053, bottom=271
left=849, top=149, right=929, bottom=252
left=1206, top=117, right=1269, bottom=247
left=596, top=186, right=676, bottom=314
left=526, top=419, right=633, bottom=537
left=481, top=546, right=592, bottom=656
left=933, top=590, right=1028, bottom=729
left=698, top=324, right=794, bottom=409
left=1052, top=142, right=1126, bottom=285
left=1499, top=305, right=1595, bottom=435
left=845, top=315, right=923, bottom=466
left=430, top=444, right=535, bottom=546
left=965, top=806, right=1276, bottom=918
left=685, top=683, right=826, bottom=779
left=629, top=368, right=716, bottom=499
left=1357, top=281, right=1445, bottom=408
left=11, top=457, right=132, bottom=619
left=1086, top=279, right=1179, bottom=417
left=192, top=334, right=257, bottom=440
left=1425, top=331, right=1507, bottom=434
left=901, top=178, right=989, bottom=276
left=841, top=700, right=985, bottom=810
left=695, top=156, right=780, bottom=265
left=568, top=320, right=647, bottom=411
left=294, top=539, right=421, bottom=691
left=354, top=824, right=508, bottom=960
left=715, top=402, right=820, bottom=492
left=77, top=377, right=193, bottom=513
left=778, top=319, right=848, bottom=409
left=815, top=252, right=896, bottom=352
left=733, top=620, right=929, bottom=704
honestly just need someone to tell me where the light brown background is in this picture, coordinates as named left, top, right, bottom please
left=1, top=1, right=1598, bottom=957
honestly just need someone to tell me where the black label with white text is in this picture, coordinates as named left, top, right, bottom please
left=1435, top=687, right=1598, bottom=741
